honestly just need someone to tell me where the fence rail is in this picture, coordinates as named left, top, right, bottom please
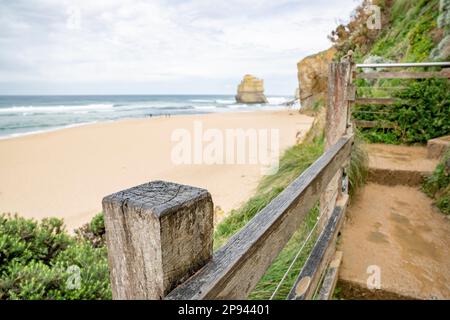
left=354, top=120, right=395, bottom=129
left=356, top=70, right=450, bottom=80
left=356, top=62, right=450, bottom=68
left=355, top=98, right=396, bottom=105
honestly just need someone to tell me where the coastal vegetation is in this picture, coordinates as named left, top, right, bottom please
left=422, top=149, right=450, bottom=215
left=0, top=214, right=110, bottom=299
left=354, top=78, right=450, bottom=144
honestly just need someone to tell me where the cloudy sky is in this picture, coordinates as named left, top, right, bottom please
left=0, top=0, right=359, bottom=95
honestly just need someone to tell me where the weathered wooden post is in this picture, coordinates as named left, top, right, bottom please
left=102, top=180, right=214, bottom=299
left=320, top=56, right=354, bottom=225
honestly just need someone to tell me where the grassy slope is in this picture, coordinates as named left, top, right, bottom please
left=368, top=0, right=439, bottom=62
left=353, top=0, right=446, bottom=144
left=354, top=0, right=441, bottom=91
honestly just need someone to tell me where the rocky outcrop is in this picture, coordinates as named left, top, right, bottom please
left=235, top=75, right=268, bottom=104
left=427, top=135, right=450, bottom=159
left=361, top=55, right=393, bottom=72
left=297, top=47, right=336, bottom=110
left=438, top=0, right=450, bottom=34
left=430, top=35, right=450, bottom=60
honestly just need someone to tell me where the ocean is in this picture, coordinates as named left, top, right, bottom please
left=0, top=95, right=296, bottom=139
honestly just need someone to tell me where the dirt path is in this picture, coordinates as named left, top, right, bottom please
left=338, top=144, right=450, bottom=299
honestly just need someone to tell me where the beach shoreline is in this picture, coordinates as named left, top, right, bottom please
left=0, top=110, right=313, bottom=231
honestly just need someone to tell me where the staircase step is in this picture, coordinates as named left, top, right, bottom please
left=338, top=183, right=450, bottom=300
left=367, top=144, right=438, bottom=186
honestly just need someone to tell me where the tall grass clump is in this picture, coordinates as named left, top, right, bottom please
left=213, top=132, right=325, bottom=250
left=248, top=205, right=320, bottom=300
left=422, top=149, right=450, bottom=215
left=348, top=131, right=369, bottom=197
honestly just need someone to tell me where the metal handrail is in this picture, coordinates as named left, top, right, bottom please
left=356, top=62, right=450, bottom=69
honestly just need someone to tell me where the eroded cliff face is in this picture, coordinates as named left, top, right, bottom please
left=235, top=74, right=268, bottom=104
left=297, top=47, right=336, bottom=110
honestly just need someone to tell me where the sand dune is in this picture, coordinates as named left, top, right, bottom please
left=0, top=110, right=313, bottom=231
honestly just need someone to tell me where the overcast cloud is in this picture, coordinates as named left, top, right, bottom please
left=0, top=0, right=359, bottom=95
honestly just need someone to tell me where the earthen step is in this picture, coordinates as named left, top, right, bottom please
left=338, top=183, right=450, bottom=300
left=367, top=144, right=438, bottom=186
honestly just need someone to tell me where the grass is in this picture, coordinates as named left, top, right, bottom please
left=348, top=131, right=369, bottom=197
left=369, top=0, right=439, bottom=62
left=422, top=149, right=450, bottom=215
left=352, top=0, right=445, bottom=146
left=248, top=205, right=320, bottom=300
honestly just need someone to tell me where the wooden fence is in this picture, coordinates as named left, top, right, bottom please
left=352, top=61, right=450, bottom=129
left=102, top=60, right=355, bottom=300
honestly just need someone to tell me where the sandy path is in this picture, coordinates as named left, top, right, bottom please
left=0, top=110, right=313, bottom=231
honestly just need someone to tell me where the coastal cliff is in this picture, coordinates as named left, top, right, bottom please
left=297, top=47, right=336, bottom=111
left=235, top=74, right=268, bottom=104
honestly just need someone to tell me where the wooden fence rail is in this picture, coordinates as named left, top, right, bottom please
left=102, top=59, right=354, bottom=300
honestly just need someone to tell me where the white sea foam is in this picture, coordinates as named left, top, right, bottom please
left=216, top=99, right=235, bottom=104
left=0, top=121, right=99, bottom=140
left=193, top=105, right=217, bottom=110
left=190, top=99, right=214, bottom=103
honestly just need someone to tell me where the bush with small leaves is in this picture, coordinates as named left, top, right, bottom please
left=0, top=214, right=111, bottom=300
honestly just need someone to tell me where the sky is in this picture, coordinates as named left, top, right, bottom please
left=0, top=0, right=360, bottom=95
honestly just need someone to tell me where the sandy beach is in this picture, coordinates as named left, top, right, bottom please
left=0, top=110, right=313, bottom=231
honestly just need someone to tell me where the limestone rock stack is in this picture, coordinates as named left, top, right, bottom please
left=297, top=47, right=336, bottom=110
left=235, top=75, right=268, bottom=104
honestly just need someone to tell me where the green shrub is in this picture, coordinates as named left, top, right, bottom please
left=75, top=213, right=105, bottom=248
left=0, top=214, right=111, bottom=300
left=354, top=78, right=450, bottom=144
left=422, top=150, right=450, bottom=215
left=0, top=214, right=73, bottom=273
left=392, top=78, right=450, bottom=143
